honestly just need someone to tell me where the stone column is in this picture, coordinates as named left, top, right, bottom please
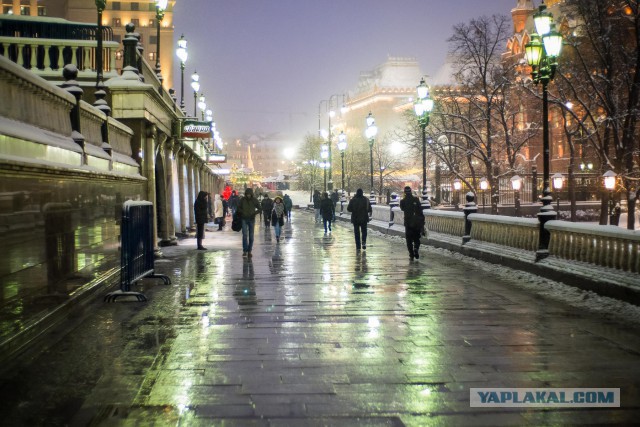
left=186, top=155, right=195, bottom=230
left=144, top=124, right=159, bottom=250
left=161, top=136, right=177, bottom=245
left=176, top=148, right=187, bottom=235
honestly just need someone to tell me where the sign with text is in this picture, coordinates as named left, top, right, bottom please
left=182, top=121, right=212, bottom=138
left=207, top=153, right=227, bottom=164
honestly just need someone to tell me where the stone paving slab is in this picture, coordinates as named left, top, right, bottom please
left=0, top=212, right=639, bottom=425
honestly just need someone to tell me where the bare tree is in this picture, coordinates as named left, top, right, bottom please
left=561, top=0, right=640, bottom=228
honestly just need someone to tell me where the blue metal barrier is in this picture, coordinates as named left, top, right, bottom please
left=105, top=201, right=170, bottom=302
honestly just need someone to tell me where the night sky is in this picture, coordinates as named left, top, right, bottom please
left=172, top=0, right=519, bottom=141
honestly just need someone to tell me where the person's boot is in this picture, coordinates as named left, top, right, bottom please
left=414, top=247, right=420, bottom=259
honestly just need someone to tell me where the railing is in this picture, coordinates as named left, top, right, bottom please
left=0, top=36, right=120, bottom=77
left=468, top=214, right=539, bottom=251
left=547, top=221, right=640, bottom=273
left=425, top=210, right=465, bottom=237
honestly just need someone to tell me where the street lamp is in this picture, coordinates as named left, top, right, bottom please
left=320, top=144, right=329, bottom=192
left=525, top=0, right=563, bottom=260
left=154, top=0, right=168, bottom=82
left=511, top=175, right=523, bottom=217
left=453, top=178, right=462, bottom=210
left=552, top=172, right=564, bottom=214
left=198, top=94, right=206, bottom=120
left=176, top=34, right=188, bottom=112
left=190, top=70, right=200, bottom=117
left=95, top=0, right=106, bottom=87
left=337, top=130, right=347, bottom=212
left=603, top=170, right=617, bottom=225
left=415, top=77, right=435, bottom=209
left=479, top=177, right=488, bottom=214
left=365, top=112, right=378, bottom=205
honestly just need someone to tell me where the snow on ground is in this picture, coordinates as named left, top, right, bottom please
left=367, top=228, right=640, bottom=328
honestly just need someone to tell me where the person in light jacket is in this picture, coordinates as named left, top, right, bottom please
left=214, top=194, right=224, bottom=231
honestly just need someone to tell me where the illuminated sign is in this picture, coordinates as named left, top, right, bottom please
left=207, top=153, right=227, bottom=163
left=182, top=120, right=212, bottom=138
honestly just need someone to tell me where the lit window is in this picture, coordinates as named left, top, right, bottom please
left=112, top=18, right=121, bottom=27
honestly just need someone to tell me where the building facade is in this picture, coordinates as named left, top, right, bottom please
left=4, top=0, right=177, bottom=90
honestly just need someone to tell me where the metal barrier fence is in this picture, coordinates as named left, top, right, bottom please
left=105, top=201, right=170, bottom=302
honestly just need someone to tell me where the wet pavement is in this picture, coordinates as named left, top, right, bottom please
left=1, top=211, right=640, bottom=426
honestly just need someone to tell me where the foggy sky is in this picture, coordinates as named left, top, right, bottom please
left=172, top=0, right=518, bottom=141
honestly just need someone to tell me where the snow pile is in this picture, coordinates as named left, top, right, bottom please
left=368, top=228, right=640, bottom=327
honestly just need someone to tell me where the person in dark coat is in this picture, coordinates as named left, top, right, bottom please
left=347, top=188, right=372, bottom=251
left=283, top=194, right=293, bottom=221
left=312, top=190, right=321, bottom=223
left=330, top=189, right=339, bottom=220
left=194, top=191, right=209, bottom=250
left=229, top=190, right=239, bottom=216
left=261, top=193, right=274, bottom=227
left=320, top=191, right=334, bottom=234
left=237, top=187, right=261, bottom=257
left=400, top=186, right=426, bottom=260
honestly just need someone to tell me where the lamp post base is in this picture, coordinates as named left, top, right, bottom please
left=369, top=190, right=377, bottom=206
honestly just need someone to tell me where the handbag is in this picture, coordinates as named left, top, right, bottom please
left=231, top=212, right=242, bottom=232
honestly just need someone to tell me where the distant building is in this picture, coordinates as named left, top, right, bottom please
left=341, top=56, right=423, bottom=144
left=225, top=133, right=297, bottom=179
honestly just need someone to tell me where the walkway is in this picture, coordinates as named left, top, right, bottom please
left=1, top=212, right=639, bottom=426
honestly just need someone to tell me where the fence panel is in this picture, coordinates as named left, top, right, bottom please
left=105, top=201, right=170, bottom=302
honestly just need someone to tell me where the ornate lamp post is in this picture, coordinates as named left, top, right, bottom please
left=154, top=0, right=168, bottom=82
left=95, top=0, right=106, bottom=87
left=414, top=77, right=434, bottom=209
left=479, top=177, right=488, bottom=214
left=365, top=112, right=378, bottom=205
left=511, top=175, right=523, bottom=217
left=603, top=170, right=617, bottom=225
left=190, top=71, right=200, bottom=117
left=525, top=0, right=563, bottom=260
left=320, top=144, right=329, bottom=192
left=337, top=130, right=347, bottom=212
left=176, top=34, right=188, bottom=113
left=552, top=172, right=564, bottom=214
left=198, top=94, right=206, bottom=120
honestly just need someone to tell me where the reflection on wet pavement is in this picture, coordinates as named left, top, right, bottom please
left=1, top=212, right=639, bottom=425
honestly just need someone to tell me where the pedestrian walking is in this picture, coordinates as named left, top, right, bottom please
left=271, top=196, right=286, bottom=241
left=237, top=187, right=261, bottom=258
left=400, top=186, right=426, bottom=260
left=229, top=190, right=239, bottom=216
left=222, top=194, right=229, bottom=219
left=331, top=189, right=339, bottom=220
left=320, top=191, right=334, bottom=234
left=283, top=194, right=293, bottom=222
left=313, top=190, right=321, bottom=223
left=214, top=194, right=224, bottom=231
left=347, top=188, right=372, bottom=251
left=261, top=193, right=274, bottom=227
left=194, top=191, right=209, bottom=250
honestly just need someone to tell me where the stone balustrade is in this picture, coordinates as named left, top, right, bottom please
left=0, top=36, right=120, bottom=78
left=424, top=210, right=465, bottom=237
left=547, top=221, right=640, bottom=273
left=468, top=213, right=539, bottom=251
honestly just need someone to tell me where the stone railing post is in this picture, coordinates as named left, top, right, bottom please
left=462, top=191, right=477, bottom=244
left=60, top=64, right=85, bottom=165
left=389, top=192, right=399, bottom=227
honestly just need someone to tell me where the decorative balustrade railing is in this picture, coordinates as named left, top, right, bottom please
left=424, top=210, right=465, bottom=237
left=468, top=214, right=539, bottom=252
left=0, top=36, right=120, bottom=77
left=360, top=202, right=638, bottom=276
left=547, top=221, right=640, bottom=273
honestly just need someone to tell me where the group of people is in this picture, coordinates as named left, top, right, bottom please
left=196, top=186, right=426, bottom=261
left=194, top=188, right=293, bottom=256
left=330, top=185, right=426, bottom=260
